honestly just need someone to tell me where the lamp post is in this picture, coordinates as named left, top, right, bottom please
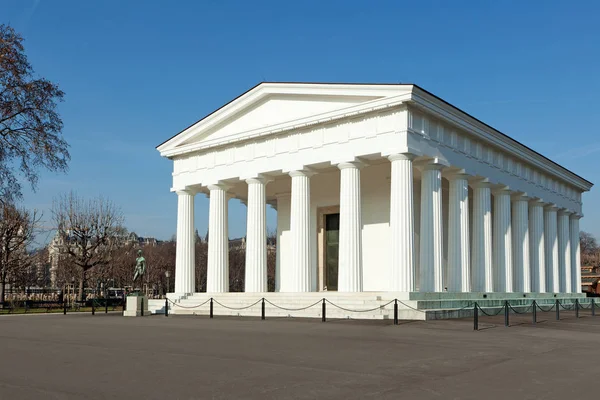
left=165, top=270, right=171, bottom=296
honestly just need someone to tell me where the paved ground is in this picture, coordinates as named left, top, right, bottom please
left=0, top=310, right=598, bottom=399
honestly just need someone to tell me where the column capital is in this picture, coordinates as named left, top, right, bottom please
left=558, top=208, right=573, bottom=217
left=528, top=197, right=545, bottom=206
left=544, top=203, right=559, bottom=211
left=387, top=152, right=418, bottom=162
left=336, top=160, right=366, bottom=170
left=445, top=168, right=470, bottom=181
left=289, top=169, right=316, bottom=178
left=470, top=178, right=493, bottom=188
left=246, top=176, right=273, bottom=185
left=570, top=213, right=583, bottom=220
left=492, top=185, right=511, bottom=195
left=416, top=157, right=449, bottom=171
left=175, top=188, right=197, bottom=196
left=207, top=183, right=231, bottom=192
left=511, top=191, right=529, bottom=201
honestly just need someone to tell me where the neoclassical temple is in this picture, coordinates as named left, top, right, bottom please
left=157, top=82, right=592, bottom=297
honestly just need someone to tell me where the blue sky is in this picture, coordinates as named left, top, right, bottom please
left=3, top=0, right=600, bottom=244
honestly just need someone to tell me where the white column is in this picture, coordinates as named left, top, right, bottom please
left=529, top=199, right=546, bottom=292
left=207, top=184, right=229, bottom=293
left=512, top=193, right=530, bottom=292
left=419, top=163, right=444, bottom=292
left=544, top=205, right=560, bottom=293
left=245, top=177, right=268, bottom=292
left=493, top=187, right=513, bottom=292
left=447, top=173, right=470, bottom=292
left=337, top=162, right=363, bottom=292
left=570, top=214, right=582, bottom=293
left=175, top=190, right=195, bottom=294
left=558, top=210, right=572, bottom=293
left=472, top=181, right=493, bottom=292
left=389, top=154, right=416, bottom=292
left=289, top=170, right=313, bottom=292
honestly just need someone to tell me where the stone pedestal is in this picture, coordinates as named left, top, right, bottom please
left=124, top=295, right=149, bottom=317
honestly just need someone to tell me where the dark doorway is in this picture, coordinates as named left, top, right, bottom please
left=325, top=213, right=340, bottom=291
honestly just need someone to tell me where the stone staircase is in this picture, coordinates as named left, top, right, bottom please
left=165, top=291, right=590, bottom=321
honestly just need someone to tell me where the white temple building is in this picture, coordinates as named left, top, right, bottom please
left=157, top=82, right=592, bottom=316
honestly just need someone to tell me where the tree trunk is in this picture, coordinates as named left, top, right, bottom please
left=78, top=269, right=86, bottom=302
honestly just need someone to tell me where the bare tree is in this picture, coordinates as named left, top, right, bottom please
left=0, top=24, right=70, bottom=202
left=0, top=202, right=40, bottom=305
left=51, top=192, right=125, bottom=301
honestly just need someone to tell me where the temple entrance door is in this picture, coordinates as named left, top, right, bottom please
left=324, top=213, right=340, bottom=291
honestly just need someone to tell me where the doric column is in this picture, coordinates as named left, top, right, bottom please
left=337, top=161, right=363, bottom=292
left=544, top=205, right=560, bottom=293
left=529, top=199, right=546, bottom=292
left=419, top=162, right=444, bottom=292
left=447, top=172, right=470, bottom=292
left=289, top=170, right=313, bottom=292
left=570, top=214, right=582, bottom=293
left=493, top=187, right=513, bottom=292
left=472, top=181, right=493, bottom=292
left=207, top=184, right=229, bottom=293
left=388, top=154, right=416, bottom=292
left=558, top=210, right=572, bottom=293
left=512, top=193, right=530, bottom=292
left=175, top=189, right=195, bottom=294
left=245, top=177, right=269, bottom=292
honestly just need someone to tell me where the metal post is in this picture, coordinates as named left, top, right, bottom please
left=105, top=298, right=108, bottom=314
left=556, top=299, right=560, bottom=320
left=532, top=301, right=537, bottom=325
left=576, top=299, right=580, bottom=318
left=322, top=299, right=326, bottom=322
left=210, top=297, right=213, bottom=319
left=141, top=297, right=144, bottom=317
left=473, top=303, right=478, bottom=331
left=504, top=301, right=509, bottom=327
left=165, top=298, right=168, bottom=317
left=92, top=299, right=95, bottom=315
left=394, top=299, right=398, bottom=325
left=593, top=299, right=596, bottom=316
left=63, top=300, right=67, bottom=315
left=261, top=298, right=265, bottom=320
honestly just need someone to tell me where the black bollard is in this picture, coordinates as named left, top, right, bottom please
left=261, top=298, right=265, bottom=320
left=165, top=299, right=169, bottom=317
left=92, top=300, right=95, bottom=316
left=141, top=298, right=144, bottom=317
left=322, top=299, right=326, bottom=322
left=473, top=303, right=478, bottom=331
left=105, top=299, right=108, bottom=314
left=556, top=299, right=560, bottom=320
left=576, top=299, right=580, bottom=318
left=210, top=298, right=213, bottom=319
left=593, top=299, right=596, bottom=316
left=63, top=300, right=67, bottom=315
left=394, top=299, right=398, bottom=325
left=504, top=301, right=509, bottom=327
left=532, top=301, right=537, bottom=325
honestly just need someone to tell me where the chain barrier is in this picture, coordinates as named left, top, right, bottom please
left=264, top=298, right=323, bottom=312
left=324, top=299, right=395, bottom=313
left=535, top=302, right=556, bottom=312
left=558, top=301, right=576, bottom=311
left=167, top=297, right=212, bottom=309
left=476, top=304, right=506, bottom=317
left=507, top=303, right=534, bottom=314
left=212, top=298, right=263, bottom=311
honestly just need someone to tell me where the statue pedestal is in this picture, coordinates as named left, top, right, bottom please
left=124, top=295, right=149, bottom=317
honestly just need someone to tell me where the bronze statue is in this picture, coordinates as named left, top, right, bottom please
left=133, top=249, right=146, bottom=283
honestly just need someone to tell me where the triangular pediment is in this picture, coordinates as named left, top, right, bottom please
left=157, top=82, right=413, bottom=156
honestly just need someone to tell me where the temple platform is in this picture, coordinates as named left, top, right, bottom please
left=165, top=292, right=590, bottom=320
